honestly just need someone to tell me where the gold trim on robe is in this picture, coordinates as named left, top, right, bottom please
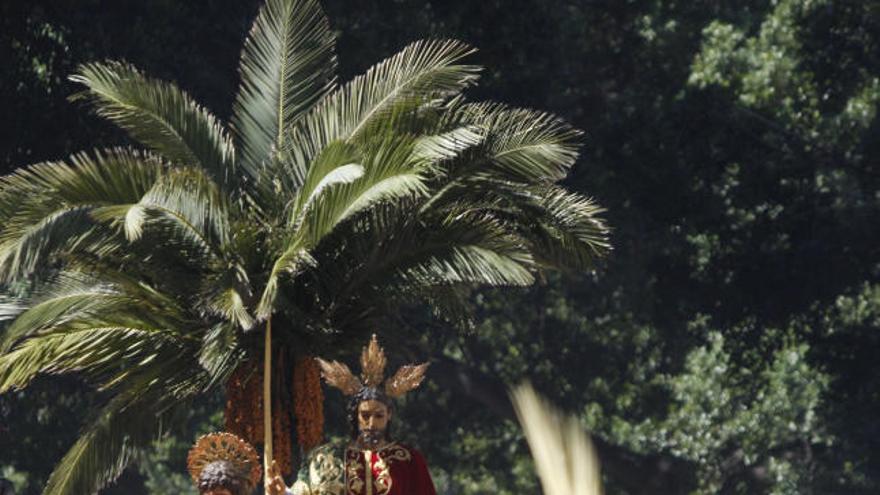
left=344, top=443, right=412, bottom=495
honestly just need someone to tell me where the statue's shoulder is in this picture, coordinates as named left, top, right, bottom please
left=391, top=442, right=425, bottom=454
left=377, top=442, right=426, bottom=463
left=305, top=438, right=347, bottom=459
left=298, top=439, right=347, bottom=477
left=294, top=439, right=348, bottom=495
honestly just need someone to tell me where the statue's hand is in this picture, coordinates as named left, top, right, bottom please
left=265, top=460, right=288, bottom=495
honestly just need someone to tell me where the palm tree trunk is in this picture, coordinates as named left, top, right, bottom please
left=263, top=317, right=273, bottom=476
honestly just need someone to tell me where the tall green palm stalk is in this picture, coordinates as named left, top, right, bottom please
left=0, top=0, right=609, bottom=493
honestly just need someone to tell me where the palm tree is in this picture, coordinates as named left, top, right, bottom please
left=0, top=0, right=610, bottom=493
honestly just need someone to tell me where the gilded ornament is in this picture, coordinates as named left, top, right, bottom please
left=186, top=432, right=261, bottom=488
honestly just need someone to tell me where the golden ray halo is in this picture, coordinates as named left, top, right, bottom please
left=316, top=334, right=429, bottom=398
left=187, top=432, right=261, bottom=488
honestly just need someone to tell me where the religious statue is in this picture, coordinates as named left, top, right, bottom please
left=187, top=432, right=262, bottom=495
left=266, top=335, right=437, bottom=495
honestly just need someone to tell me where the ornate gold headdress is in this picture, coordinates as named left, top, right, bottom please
left=316, top=334, right=429, bottom=398
left=187, top=432, right=261, bottom=489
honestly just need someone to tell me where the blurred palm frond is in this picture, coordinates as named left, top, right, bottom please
left=511, top=383, right=604, bottom=495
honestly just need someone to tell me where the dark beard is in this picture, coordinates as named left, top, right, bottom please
left=359, top=429, right=385, bottom=448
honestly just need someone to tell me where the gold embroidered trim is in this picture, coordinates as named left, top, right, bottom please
left=345, top=448, right=364, bottom=494
left=344, top=443, right=412, bottom=495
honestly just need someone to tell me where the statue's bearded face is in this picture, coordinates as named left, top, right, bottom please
left=357, top=399, right=391, bottom=447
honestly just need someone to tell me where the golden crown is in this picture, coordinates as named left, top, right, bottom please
left=316, top=334, right=429, bottom=398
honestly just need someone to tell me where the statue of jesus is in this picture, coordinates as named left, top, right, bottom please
left=267, top=335, right=437, bottom=495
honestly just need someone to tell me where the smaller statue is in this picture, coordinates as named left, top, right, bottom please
left=188, top=432, right=262, bottom=495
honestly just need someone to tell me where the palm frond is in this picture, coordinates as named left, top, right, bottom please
left=0, top=282, right=126, bottom=353
left=260, top=134, right=432, bottom=319
left=204, top=284, right=256, bottom=331
left=0, top=206, right=106, bottom=284
left=412, top=125, right=484, bottom=171
left=256, top=247, right=316, bottom=320
left=44, top=352, right=207, bottom=495
left=290, top=140, right=363, bottom=226
left=420, top=179, right=610, bottom=271
left=53, top=265, right=194, bottom=329
left=458, top=103, right=582, bottom=182
left=0, top=295, right=26, bottom=323
left=313, top=206, right=536, bottom=309
left=414, top=285, right=476, bottom=331
left=94, top=166, right=230, bottom=257
left=399, top=244, right=534, bottom=287
left=198, top=322, right=246, bottom=387
left=0, top=149, right=162, bottom=217
left=288, top=39, right=480, bottom=163
left=526, top=185, right=610, bottom=270
left=0, top=149, right=162, bottom=283
left=0, top=325, right=186, bottom=393
left=70, top=63, right=234, bottom=187
left=301, top=135, right=429, bottom=245
left=511, top=383, right=604, bottom=495
left=42, top=394, right=162, bottom=495
left=232, top=0, right=337, bottom=181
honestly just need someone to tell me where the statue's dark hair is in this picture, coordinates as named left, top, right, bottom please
left=197, top=460, right=250, bottom=495
left=347, top=386, right=394, bottom=440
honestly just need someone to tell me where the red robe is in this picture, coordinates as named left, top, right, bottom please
left=292, top=441, right=436, bottom=495
left=343, top=443, right=436, bottom=495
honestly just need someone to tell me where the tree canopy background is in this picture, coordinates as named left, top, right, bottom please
left=1, top=0, right=878, bottom=494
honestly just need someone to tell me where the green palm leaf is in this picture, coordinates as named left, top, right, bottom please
left=527, top=185, right=610, bottom=270
left=93, top=166, right=230, bottom=257
left=412, top=125, right=484, bottom=170
left=204, top=284, right=257, bottom=331
left=43, top=394, right=162, bottom=495
left=257, top=135, right=430, bottom=317
left=0, top=325, right=186, bottom=393
left=386, top=212, right=536, bottom=287
left=0, top=149, right=162, bottom=283
left=0, top=285, right=128, bottom=354
left=0, top=149, right=161, bottom=214
left=198, top=322, right=246, bottom=386
left=44, top=355, right=206, bottom=495
left=0, top=207, right=102, bottom=284
left=309, top=204, right=535, bottom=309
left=400, top=245, right=534, bottom=286
left=288, top=39, right=480, bottom=166
left=301, top=134, right=429, bottom=242
left=256, top=247, right=316, bottom=320
left=458, top=103, right=582, bottom=182
left=232, top=0, right=337, bottom=180
left=290, top=140, right=364, bottom=226
left=71, top=63, right=234, bottom=186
